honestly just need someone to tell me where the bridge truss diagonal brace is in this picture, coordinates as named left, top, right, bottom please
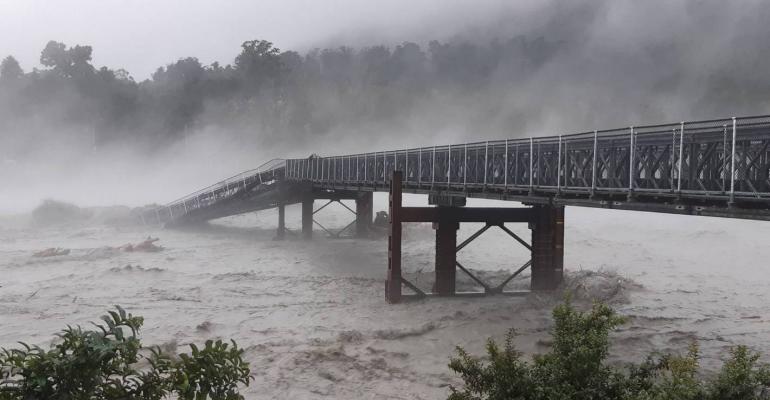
left=453, top=222, right=535, bottom=295
left=386, top=170, right=565, bottom=304
left=300, top=192, right=373, bottom=240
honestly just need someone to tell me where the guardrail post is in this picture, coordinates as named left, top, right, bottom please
left=722, top=125, right=728, bottom=192
left=432, top=146, right=436, bottom=187
left=463, top=144, right=468, bottom=188
left=448, top=144, right=452, bottom=187
left=405, top=151, right=409, bottom=183
left=418, top=149, right=422, bottom=187
left=677, top=122, right=684, bottom=194
left=484, top=141, right=489, bottom=187
left=628, top=126, right=635, bottom=195
left=514, top=142, right=519, bottom=186
left=557, top=135, right=562, bottom=193
left=504, top=139, right=509, bottom=190
left=730, top=117, right=737, bottom=204
left=529, top=138, right=534, bottom=190
left=591, top=130, right=598, bottom=195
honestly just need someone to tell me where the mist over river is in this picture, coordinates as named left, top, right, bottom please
left=2, top=195, right=770, bottom=399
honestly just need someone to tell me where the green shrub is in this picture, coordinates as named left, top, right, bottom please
left=448, top=300, right=770, bottom=400
left=0, top=306, right=251, bottom=400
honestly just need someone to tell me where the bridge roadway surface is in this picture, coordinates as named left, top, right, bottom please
left=145, top=114, right=770, bottom=225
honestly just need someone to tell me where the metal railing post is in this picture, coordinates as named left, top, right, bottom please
left=557, top=135, right=562, bottom=192
left=504, top=139, right=509, bottom=190
left=484, top=141, right=489, bottom=186
left=722, top=125, right=728, bottom=192
left=418, top=149, right=422, bottom=186
left=529, top=138, right=534, bottom=189
left=670, top=128, right=675, bottom=190
left=432, top=146, right=436, bottom=186
left=730, top=117, right=737, bottom=204
left=463, top=144, right=468, bottom=188
left=628, top=126, right=635, bottom=192
left=448, top=144, right=452, bottom=187
left=514, top=142, right=519, bottom=186
left=405, top=150, right=409, bottom=183
left=592, top=130, right=598, bottom=194
left=677, top=122, right=684, bottom=193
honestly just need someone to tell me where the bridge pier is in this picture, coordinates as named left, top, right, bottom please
left=297, top=191, right=373, bottom=240
left=302, top=198, right=313, bottom=239
left=355, top=192, right=373, bottom=237
left=386, top=171, right=564, bottom=303
left=531, top=205, right=564, bottom=290
left=434, top=218, right=458, bottom=296
left=276, top=203, right=286, bottom=240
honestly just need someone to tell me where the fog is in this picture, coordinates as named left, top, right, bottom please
left=2, top=0, right=770, bottom=212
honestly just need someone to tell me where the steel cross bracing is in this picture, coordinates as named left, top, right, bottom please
left=283, top=115, right=770, bottom=220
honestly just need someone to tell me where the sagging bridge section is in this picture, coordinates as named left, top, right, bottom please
left=144, top=115, right=770, bottom=303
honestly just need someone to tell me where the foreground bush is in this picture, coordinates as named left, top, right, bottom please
left=449, top=300, right=770, bottom=400
left=0, top=307, right=251, bottom=400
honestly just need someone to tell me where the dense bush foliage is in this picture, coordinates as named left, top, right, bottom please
left=448, top=300, right=770, bottom=400
left=0, top=306, right=251, bottom=400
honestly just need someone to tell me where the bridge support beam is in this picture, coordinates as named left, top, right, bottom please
left=355, top=192, right=373, bottom=237
left=386, top=170, right=564, bottom=304
left=386, top=173, right=403, bottom=304
left=302, top=198, right=313, bottom=240
left=530, top=205, right=564, bottom=290
left=434, top=218, right=458, bottom=296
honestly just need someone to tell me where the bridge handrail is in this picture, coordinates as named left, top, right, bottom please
left=283, top=114, right=770, bottom=204
left=142, top=158, right=286, bottom=224
left=162, top=158, right=286, bottom=207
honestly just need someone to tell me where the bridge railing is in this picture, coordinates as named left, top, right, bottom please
left=285, top=115, right=770, bottom=203
left=144, top=158, right=286, bottom=224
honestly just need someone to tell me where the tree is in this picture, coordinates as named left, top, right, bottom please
left=0, top=56, right=23, bottom=81
left=447, top=300, right=770, bottom=400
left=0, top=306, right=252, bottom=399
left=234, top=40, right=283, bottom=95
left=39, top=40, right=94, bottom=79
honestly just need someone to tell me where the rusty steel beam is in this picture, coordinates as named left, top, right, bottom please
left=530, top=205, right=564, bottom=290
left=434, top=219, right=458, bottom=295
left=386, top=171, right=403, bottom=303
left=400, top=207, right=536, bottom=223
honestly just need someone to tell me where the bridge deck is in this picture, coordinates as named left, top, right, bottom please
left=147, top=115, right=770, bottom=225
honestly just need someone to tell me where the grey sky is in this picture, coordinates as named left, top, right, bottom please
left=0, top=0, right=532, bottom=80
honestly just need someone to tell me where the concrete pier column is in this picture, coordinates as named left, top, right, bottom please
left=301, top=198, right=313, bottom=239
left=355, top=192, right=373, bottom=237
left=530, top=205, right=564, bottom=290
left=276, top=203, right=286, bottom=240
left=434, top=218, right=459, bottom=295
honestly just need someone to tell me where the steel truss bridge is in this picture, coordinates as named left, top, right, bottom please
left=144, top=115, right=770, bottom=303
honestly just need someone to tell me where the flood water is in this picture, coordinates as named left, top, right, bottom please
left=2, top=194, right=770, bottom=399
